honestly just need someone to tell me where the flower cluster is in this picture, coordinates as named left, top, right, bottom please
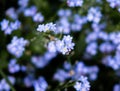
left=0, top=19, right=21, bottom=35
left=33, top=77, right=48, bottom=91
left=24, top=6, right=44, bottom=22
left=8, top=59, right=20, bottom=73
left=7, top=36, right=28, bottom=58
left=56, top=9, right=87, bottom=34
left=47, top=35, right=75, bottom=55
left=37, top=22, right=56, bottom=32
left=0, top=76, right=15, bottom=91
left=54, top=61, right=99, bottom=82
left=74, top=76, right=90, bottom=91
left=1, top=0, right=120, bottom=90
left=87, top=7, right=102, bottom=23
left=18, top=0, right=29, bottom=8
left=31, top=51, right=57, bottom=68
left=67, top=0, right=84, bottom=7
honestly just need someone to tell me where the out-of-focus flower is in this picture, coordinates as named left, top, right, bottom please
left=67, top=0, right=83, bottom=7
left=71, top=14, right=87, bottom=31
left=33, top=77, right=48, bottom=91
left=0, top=19, right=9, bottom=31
left=56, top=17, right=70, bottom=34
left=0, top=19, right=21, bottom=35
left=86, top=42, right=98, bottom=56
left=0, top=76, right=15, bottom=91
left=54, top=61, right=99, bottom=82
left=99, top=42, right=115, bottom=53
left=7, top=36, right=28, bottom=58
left=31, top=51, right=56, bottom=68
left=87, top=7, right=102, bottom=23
left=24, top=75, right=34, bottom=87
left=10, top=20, right=21, bottom=30
left=6, top=7, right=18, bottom=20
left=58, top=9, right=72, bottom=17
left=33, top=12, right=44, bottom=22
left=24, top=6, right=37, bottom=17
left=113, top=84, right=120, bottom=91
left=102, top=53, right=120, bottom=70
left=8, top=59, right=20, bottom=73
left=53, top=69, right=70, bottom=82
left=18, top=0, right=29, bottom=8
left=74, top=76, right=90, bottom=91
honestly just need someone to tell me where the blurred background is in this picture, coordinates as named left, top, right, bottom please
left=0, top=0, right=120, bottom=91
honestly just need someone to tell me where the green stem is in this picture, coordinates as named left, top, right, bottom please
left=67, top=55, right=72, bottom=65
left=53, top=81, right=75, bottom=91
left=0, top=69, right=16, bottom=91
left=58, top=32, right=63, bottom=39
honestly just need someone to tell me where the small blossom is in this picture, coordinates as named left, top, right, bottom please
left=86, top=42, right=98, bottom=56
left=31, top=51, right=56, bottom=68
left=113, top=84, right=120, bottom=91
left=33, top=12, right=44, bottom=22
left=33, top=77, right=48, bottom=91
left=67, top=0, right=84, bottom=7
left=37, top=22, right=56, bottom=32
left=47, top=35, right=75, bottom=55
left=57, top=9, right=72, bottom=17
left=18, top=0, right=29, bottom=8
left=24, top=6, right=37, bottom=17
left=87, top=7, right=102, bottom=23
left=0, top=19, right=21, bottom=35
left=74, top=76, right=90, bottom=91
left=0, top=19, right=9, bottom=30
left=56, top=17, right=70, bottom=34
left=47, top=41, right=57, bottom=53
left=8, top=59, right=20, bottom=73
left=53, top=69, right=70, bottom=82
left=99, top=42, right=114, bottom=53
left=10, top=20, right=21, bottom=30
left=6, top=7, right=18, bottom=20
left=0, top=76, right=15, bottom=91
left=24, top=75, right=34, bottom=87
left=102, top=54, right=120, bottom=70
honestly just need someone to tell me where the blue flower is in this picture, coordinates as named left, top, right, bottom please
left=0, top=19, right=9, bottom=31
left=67, top=0, right=84, bottom=7
left=10, top=20, right=21, bottom=30
left=53, top=69, right=70, bottom=82
left=8, top=59, right=20, bottom=73
left=7, top=36, right=28, bottom=58
left=6, top=7, right=18, bottom=20
left=31, top=51, right=56, bottom=68
left=24, top=75, right=34, bottom=87
left=0, top=19, right=21, bottom=35
left=99, top=42, right=114, bottom=53
left=47, top=35, right=75, bottom=55
left=113, top=84, right=120, bottom=91
left=18, top=0, right=29, bottom=8
left=87, top=7, right=102, bottom=23
left=0, top=76, right=15, bottom=91
left=33, top=12, right=44, bottom=22
left=33, top=77, right=48, bottom=91
left=57, top=9, right=72, bottom=17
left=37, top=22, right=56, bottom=32
left=24, top=6, right=37, bottom=17
left=86, top=42, right=98, bottom=56
left=74, top=76, right=90, bottom=91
